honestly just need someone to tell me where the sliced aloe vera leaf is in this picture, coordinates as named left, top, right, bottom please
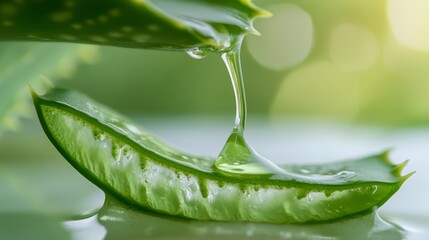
left=0, top=0, right=267, bottom=51
left=32, top=88, right=411, bottom=224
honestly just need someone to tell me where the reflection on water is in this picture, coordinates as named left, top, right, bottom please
left=64, top=197, right=404, bottom=240
left=64, top=215, right=106, bottom=240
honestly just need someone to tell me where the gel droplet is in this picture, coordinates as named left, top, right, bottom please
left=186, top=48, right=209, bottom=59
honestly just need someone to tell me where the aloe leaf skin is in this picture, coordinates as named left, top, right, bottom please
left=0, top=0, right=267, bottom=51
left=32, top=88, right=411, bottom=224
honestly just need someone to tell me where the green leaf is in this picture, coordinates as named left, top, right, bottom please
left=32, top=88, right=411, bottom=224
left=0, top=43, right=96, bottom=134
left=0, top=0, right=268, bottom=51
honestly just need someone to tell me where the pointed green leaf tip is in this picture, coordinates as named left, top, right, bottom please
left=0, top=0, right=268, bottom=51
left=32, top=88, right=412, bottom=224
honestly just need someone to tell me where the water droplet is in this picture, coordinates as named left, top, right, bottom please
left=186, top=48, right=209, bottom=59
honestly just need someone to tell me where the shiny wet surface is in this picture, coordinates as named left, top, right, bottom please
left=1, top=118, right=428, bottom=239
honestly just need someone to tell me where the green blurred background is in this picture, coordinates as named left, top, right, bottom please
left=2, top=0, right=429, bottom=133
left=47, top=0, right=429, bottom=127
left=2, top=0, right=429, bottom=238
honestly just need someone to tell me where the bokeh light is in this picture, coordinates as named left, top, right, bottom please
left=247, top=3, right=313, bottom=71
left=330, top=23, right=380, bottom=72
left=270, top=62, right=361, bottom=120
left=388, top=0, right=429, bottom=52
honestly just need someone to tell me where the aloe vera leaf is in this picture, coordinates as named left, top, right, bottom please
left=0, top=0, right=267, bottom=51
left=0, top=43, right=95, bottom=134
left=32, top=88, right=411, bottom=224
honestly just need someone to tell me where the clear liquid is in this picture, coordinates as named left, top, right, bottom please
left=213, top=44, right=357, bottom=182
left=214, top=45, right=286, bottom=176
left=187, top=48, right=210, bottom=59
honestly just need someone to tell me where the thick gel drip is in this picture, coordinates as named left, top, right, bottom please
left=215, top=46, right=283, bottom=176
left=214, top=46, right=358, bottom=182
left=214, top=49, right=290, bottom=177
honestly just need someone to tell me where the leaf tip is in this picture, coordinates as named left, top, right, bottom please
left=378, top=148, right=394, bottom=163
left=28, top=76, right=54, bottom=98
left=42, top=75, right=54, bottom=90
left=391, top=159, right=414, bottom=185
left=393, top=159, right=409, bottom=175
left=400, top=171, right=415, bottom=184
left=249, top=27, right=261, bottom=36
left=377, top=149, right=413, bottom=183
left=242, top=0, right=272, bottom=18
left=28, top=83, right=45, bottom=99
left=28, top=84, right=38, bottom=99
left=259, top=9, right=273, bottom=18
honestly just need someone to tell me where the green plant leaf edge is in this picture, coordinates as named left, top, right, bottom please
left=1, top=0, right=269, bottom=51
left=32, top=88, right=412, bottom=224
